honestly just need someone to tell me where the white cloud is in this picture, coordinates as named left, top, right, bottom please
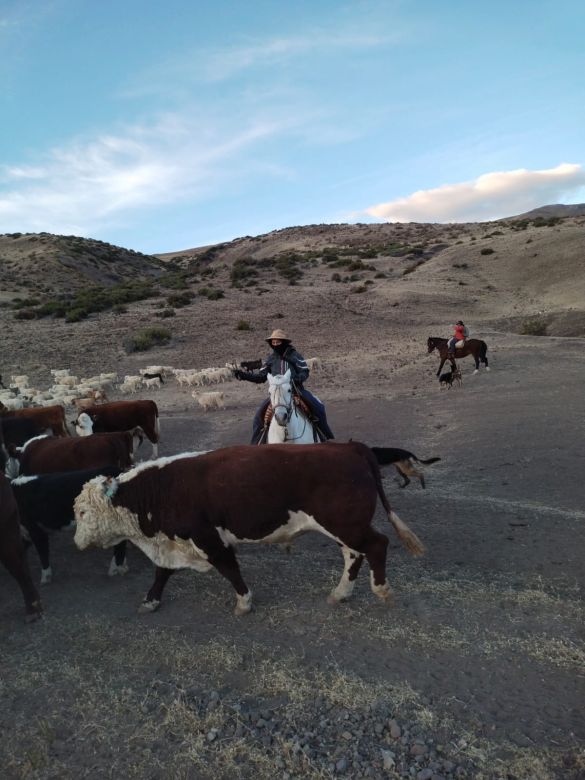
left=364, top=164, right=585, bottom=223
left=0, top=113, right=291, bottom=236
left=202, top=32, right=392, bottom=82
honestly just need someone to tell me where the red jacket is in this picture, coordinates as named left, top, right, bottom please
left=454, top=324, right=466, bottom=341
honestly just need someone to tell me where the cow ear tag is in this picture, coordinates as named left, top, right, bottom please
left=104, top=478, right=119, bottom=499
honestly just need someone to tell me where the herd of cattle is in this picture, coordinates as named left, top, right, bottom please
left=0, top=357, right=427, bottom=624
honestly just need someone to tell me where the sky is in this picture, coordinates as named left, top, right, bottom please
left=0, top=0, right=583, bottom=254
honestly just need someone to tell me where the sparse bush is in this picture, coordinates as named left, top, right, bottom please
left=231, top=258, right=258, bottom=286
left=480, top=248, right=494, bottom=255
left=331, top=273, right=342, bottom=282
left=520, top=317, right=548, bottom=336
left=374, top=272, right=386, bottom=278
left=199, top=287, right=224, bottom=300
left=14, top=309, right=37, bottom=320
left=124, top=326, right=172, bottom=353
left=167, top=292, right=194, bottom=308
left=236, top=320, right=251, bottom=331
left=155, top=308, right=176, bottom=318
left=352, top=285, right=368, bottom=293
left=65, top=307, right=89, bottom=323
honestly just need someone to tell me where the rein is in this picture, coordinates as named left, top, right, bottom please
left=271, top=383, right=309, bottom=442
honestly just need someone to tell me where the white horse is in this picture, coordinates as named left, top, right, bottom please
left=267, top=371, right=315, bottom=444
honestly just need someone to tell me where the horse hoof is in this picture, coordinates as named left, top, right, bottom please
left=473, top=369, right=479, bottom=375
left=486, top=367, right=490, bottom=372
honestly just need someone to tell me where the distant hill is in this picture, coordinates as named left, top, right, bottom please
left=504, top=203, right=585, bottom=220
left=0, top=232, right=165, bottom=298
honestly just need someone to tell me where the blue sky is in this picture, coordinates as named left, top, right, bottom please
left=1, top=0, right=583, bottom=253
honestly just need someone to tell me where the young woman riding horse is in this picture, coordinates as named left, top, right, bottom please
left=427, top=335, right=489, bottom=376
left=234, top=329, right=334, bottom=444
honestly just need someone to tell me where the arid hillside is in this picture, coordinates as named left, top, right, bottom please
left=1, top=210, right=584, bottom=383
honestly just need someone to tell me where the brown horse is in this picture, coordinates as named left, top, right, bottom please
left=427, top=336, right=489, bottom=376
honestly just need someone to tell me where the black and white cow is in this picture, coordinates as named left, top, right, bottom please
left=74, top=443, right=424, bottom=615
left=12, top=466, right=128, bottom=584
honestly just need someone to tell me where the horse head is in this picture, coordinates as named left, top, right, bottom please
left=267, top=370, right=292, bottom=427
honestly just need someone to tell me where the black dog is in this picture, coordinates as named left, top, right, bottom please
left=371, top=447, right=441, bottom=489
left=439, top=367, right=462, bottom=389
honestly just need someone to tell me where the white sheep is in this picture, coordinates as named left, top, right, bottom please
left=306, top=357, right=323, bottom=371
left=143, top=376, right=162, bottom=390
left=193, top=391, right=225, bottom=411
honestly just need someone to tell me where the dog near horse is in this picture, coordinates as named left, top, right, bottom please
left=439, top=367, right=462, bottom=389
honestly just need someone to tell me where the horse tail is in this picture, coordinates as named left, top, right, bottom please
left=361, top=445, right=425, bottom=557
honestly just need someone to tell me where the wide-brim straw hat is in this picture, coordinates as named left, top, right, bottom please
left=266, top=328, right=290, bottom=343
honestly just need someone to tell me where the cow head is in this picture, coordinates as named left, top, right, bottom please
left=74, top=412, right=94, bottom=437
left=74, top=476, right=127, bottom=550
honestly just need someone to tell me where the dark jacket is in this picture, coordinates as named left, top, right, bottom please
left=238, top=346, right=309, bottom=385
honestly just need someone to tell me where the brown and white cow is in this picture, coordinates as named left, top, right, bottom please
left=15, top=432, right=138, bottom=477
left=0, top=473, right=42, bottom=621
left=74, top=442, right=424, bottom=615
left=0, top=403, right=69, bottom=437
left=73, top=400, right=159, bottom=458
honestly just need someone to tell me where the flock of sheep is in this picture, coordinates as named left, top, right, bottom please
left=1, top=358, right=324, bottom=415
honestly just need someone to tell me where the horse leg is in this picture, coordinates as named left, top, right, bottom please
left=473, top=353, right=479, bottom=374
left=436, top=357, right=446, bottom=377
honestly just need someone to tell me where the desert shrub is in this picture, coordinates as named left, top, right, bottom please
left=520, top=317, right=548, bottom=336
left=374, top=272, right=386, bottom=278
left=231, top=258, right=258, bottom=286
left=167, top=292, right=194, bottom=308
left=352, top=285, right=368, bottom=293
left=533, top=216, right=560, bottom=227
left=14, top=309, right=37, bottom=320
left=156, top=308, right=176, bottom=318
left=331, top=273, right=342, bottom=282
left=236, top=319, right=251, bottom=331
left=124, top=326, right=172, bottom=353
left=112, top=304, right=128, bottom=314
left=480, top=248, right=494, bottom=255
left=358, top=248, right=377, bottom=259
left=12, top=297, right=41, bottom=309
left=199, top=287, right=224, bottom=300
left=159, top=271, right=191, bottom=290
left=65, top=307, right=89, bottom=323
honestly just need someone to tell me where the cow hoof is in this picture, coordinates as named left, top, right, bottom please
left=486, top=366, right=491, bottom=372
left=108, top=559, right=129, bottom=577
left=40, top=569, right=52, bottom=585
left=25, top=603, right=43, bottom=623
left=234, top=592, right=253, bottom=616
left=138, top=599, right=160, bottom=614
left=327, top=593, right=346, bottom=605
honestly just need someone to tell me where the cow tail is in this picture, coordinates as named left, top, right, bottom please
left=363, top=445, right=425, bottom=557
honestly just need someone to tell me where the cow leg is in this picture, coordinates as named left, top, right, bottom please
left=362, top=529, right=394, bottom=605
left=327, top=545, right=364, bottom=604
left=24, top=523, right=52, bottom=584
left=207, top=544, right=252, bottom=616
left=140, top=566, right=175, bottom=613
left=108, top=541, right=129, bottom=577
left=0, top=533, right=42, bottom=621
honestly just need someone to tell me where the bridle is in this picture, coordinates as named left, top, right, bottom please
left=270, top=381, right=308, bottom=442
